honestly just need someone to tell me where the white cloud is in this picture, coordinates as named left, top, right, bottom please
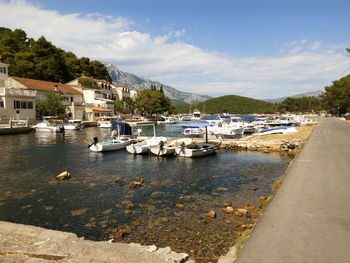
left=1, top=0, right=350, bottom=99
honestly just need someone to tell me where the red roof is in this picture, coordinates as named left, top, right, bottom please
left=10, top=76, right=82, bottom=95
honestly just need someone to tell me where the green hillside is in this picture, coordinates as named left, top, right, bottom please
left=174, top=95, right=276, bottom=114
left=0, top=27, right=111, bottom=83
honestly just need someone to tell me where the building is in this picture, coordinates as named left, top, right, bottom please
left=6, top=76, right=84, bottom=120
left=111, top=84, right=131, bottom=101
left=0, top=62, right=37, bottom=122
left=67, top=76, right=114, bottom=121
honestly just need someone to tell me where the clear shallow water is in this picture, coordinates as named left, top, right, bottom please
left=0, top=127, right=291, bottom=262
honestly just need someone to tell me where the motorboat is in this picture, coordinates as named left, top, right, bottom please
left=157, top=116, right=178, bottom=124
left=33, top=121, right=65, bottom=133
left=150, top=138, right=192, bottom=156
left=88, top=122, right=133, bottom=152
left=175, top=140, right=221, bottom=158
left=88, top=137, right=132, bottom=152
left=126, top=123, right=167, bottom=154
left=126, top=136, right=167, bottom=154
left=99, top=122, right=112, bottom=128
left=192, top=109, right=201, bottom=121
left=183, top=127, right=205, bottom=137
left=257, top=126, right=297, bottom=136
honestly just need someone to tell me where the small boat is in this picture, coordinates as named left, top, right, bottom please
left=157, top=116, right=178, bottom=124
left=192, top=109, right=201, bottom=121
left=88, top=122, right=133, bottom=152
left=150, top=138, right=192, bottom=156
left=126, top=136, right=167, bottom=154
left=63, top=123, right=82, bottom=130
left=257, top=126, right=297, bottom=136
left=126, top=123, right=167, bottom=155
left=33, top=121, right=65, bottom=133
left=99, top=122, right=112, bottom=128
left=175, top=140, right=221, bottom=158
left=88, top=137, right=132, bottom=152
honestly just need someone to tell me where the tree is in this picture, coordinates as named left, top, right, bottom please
left=0, top=27, right=112, bottom=83
left=277, top=96, right=323, bottom=113
left=78, top=77, right=100, bottom=89
left=35, top=92, right=65, bottom=118
left=160, top=85, right=164, bottom=94
left=134, top=89, right=171, bottom=115
left=322, top=74, right=350, bottom=115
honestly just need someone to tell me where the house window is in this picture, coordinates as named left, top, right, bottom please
left=71, top=97, right=74, bottom=102
left=94, top=113, right=100, bottom=117
left=0, top=67, right=6, bottom=74
left=0, top=101, right=4, bottom=108
left=21, top=101, right=27, bottom=109
left=28, top=101, right=33, bottom=109
left=14, top=100, right=21, bottom=109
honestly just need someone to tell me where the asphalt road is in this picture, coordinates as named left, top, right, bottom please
left=236, top=118, right=350, bottom=263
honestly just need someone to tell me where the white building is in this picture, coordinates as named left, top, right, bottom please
left=0, top=62, right=37, bottom=122
left=67, top=76, right=114, bottom=121
left=111, top=84, right=131, bottom=101
left=7, top=76, right=84, bottom=120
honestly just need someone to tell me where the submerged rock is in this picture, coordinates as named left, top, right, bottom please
left=128, top=182, right=143, bottom=188
left=114, top=176, right=126, bottom=186
left=223, top=206, right=235, bottom=214
left=175, top=203, right=185, bottom=208
left=56, top=171, right=70, bottom=180
left=223, top=201, right=232, bottom=207
left=206, top=210, right=217, bottom=218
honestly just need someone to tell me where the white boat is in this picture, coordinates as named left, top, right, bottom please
left=99, top=122, right=112, bottom=128
left=150, top=138, right=192, bottom=156
left=126, top=136, right=167, bottom=154
left=183, top=127, right=205, bottom=137
left=157, top=116, right=178, bottom=124
left=192, top=109, right=201, bottom=121
left=126, top=123, right=167, bottom=154
left=88, top=122, right=134, bottom=152
left=88, top=137, right=132, bottom=152
left=257, top=126, right=297, bottom=136
left=63, top=123, right=82, bottom=130
left=33, top=121, right=65, bottom=133
left=175, top=140, right=221, bottom=158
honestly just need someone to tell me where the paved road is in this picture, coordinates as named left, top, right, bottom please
left=237, top=118, right=350, bottom=263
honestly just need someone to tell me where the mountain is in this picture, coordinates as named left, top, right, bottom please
left=175, top=95, right=276, bottom=114
left=265, top=90, right=323, bottom=103
left=103, top=62, right=210, bottom=104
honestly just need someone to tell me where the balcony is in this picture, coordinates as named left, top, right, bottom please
left=0, top=87, right=36, bottom=97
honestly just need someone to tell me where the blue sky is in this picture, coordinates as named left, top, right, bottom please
left=1, top=0, right=350, bottom=99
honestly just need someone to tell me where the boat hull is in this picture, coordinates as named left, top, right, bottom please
left=89, top=139, right=132, bottom=152
left=150, top=146, right=176, bottom=156
left=175, top=141, right=220, bottom=158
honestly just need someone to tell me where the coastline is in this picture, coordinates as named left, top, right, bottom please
left=0, top=124, right=315, bottom=263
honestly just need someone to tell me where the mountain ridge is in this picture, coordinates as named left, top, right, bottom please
left=103, top=62, right=210, bottom=104
left=264, top=90, right=323, bottom=103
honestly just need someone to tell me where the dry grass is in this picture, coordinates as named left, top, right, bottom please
left=243, top=125, right=316, bottom=142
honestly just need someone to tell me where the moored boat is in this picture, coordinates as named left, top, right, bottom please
left=88, top=122, right=134, bottom=152
left=175, top=140, right=221, bottom=158
left=33, top=121, right=65, bottom=133
left=126, top=136, right=167, bottom=154
left=150, top=138, right=192, bottom=156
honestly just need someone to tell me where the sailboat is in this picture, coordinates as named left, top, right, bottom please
left=88, top=122, right=133, bottom=152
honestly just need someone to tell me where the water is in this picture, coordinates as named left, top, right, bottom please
left=0, top=127, right=291, bottom=262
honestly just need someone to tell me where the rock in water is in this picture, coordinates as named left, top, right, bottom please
left=206, top=210, right=217, bottom=218
left=56, top=171, right=70, bottom=180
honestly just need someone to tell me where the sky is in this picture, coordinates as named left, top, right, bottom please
left=0, top=0, right=349, bottom=99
